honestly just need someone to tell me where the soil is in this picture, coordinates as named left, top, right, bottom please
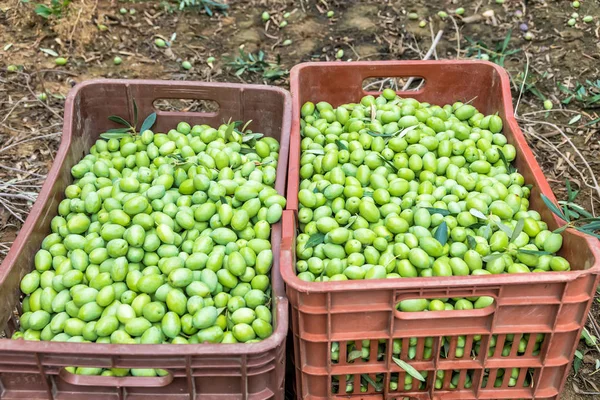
left=1, top=0, right=599, bottom=398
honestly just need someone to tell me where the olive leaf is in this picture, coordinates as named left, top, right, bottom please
left=108, top=115, right=133, bottom=127
left=240, top=147, right=256, bottom=155
left=566, top=179, right=579, bottom=202
left=495, top=221, right=514, bottom=237
left=361, top=374, right=383, bottom=392
left=581, top=221, right=600, bottom=231
left=347, top=350, right=363, bottom=362
left=568, top=114, right=582, bottom=125
left=468, top=222, right=486, bottom=229
left=466, top=236, right=477, bottom=250
left=424, top=207, right=451, bottom=216
left=100, top=132, right=132, bottom=140
left=563, top=207, right=580, bottom=220
left=224, top=121, right=235, bottom=142
left=220, top=196, right=228, bottom=205
left=559, top=201, right=593, bottom=219
left=377, top=154, right=398, bottom=172
left=304, top=149, right=325, bottom=155
left=216, top=307, right=226, bottom=315
left=241, top=120, right=253, bottom=132
left=367, top=130, right=394, bottom=138
left=140, top=112, right=157, bottom=134
left=469, top=208, right=488, bottom=220
left=510, top=218, right=525, bottom=242
left=582, top=327, right=598, bottom=347
left=392, top=357, right=425, bottom=382
left=497, top=149, right=517, bottom=174
left=553, top=224, right=570, bottom=234
left=133, top=99, right=139, bottom=128
left=434, top=221, right=449, bottom=246
left=40, top=48, right=59, bottom=57
left=479, top=224, right=492, bottom=238
left=482, top=252, right=503, bottom=262
left=105, top=127, right=132, bottom=134
left=395, top=124, right=418, bottom=139
left=345, top=215, right=358, bottom=229
left=335, top=140, right=348, bottom=150
left=443, top=341, right=450, bottom=358
left=305, top=233, right=326, bottom=249
left=574, top=350, right=584, bottom=374
left=541, top=193, right=567, bottom=222
left=242, top=133, right=264, bottom=143
left=516, top=249, right=552, bottom=256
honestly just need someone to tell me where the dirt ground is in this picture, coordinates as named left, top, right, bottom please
left=1, top=0, right=599, bottom=398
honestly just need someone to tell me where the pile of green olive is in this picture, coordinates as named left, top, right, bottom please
left=296, top=90, right=569, bottom=292
left=14, top=120, right=285, bottom=377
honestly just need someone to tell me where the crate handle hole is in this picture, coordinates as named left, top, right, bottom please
left=59, top=367, right=173, bottom=387
left=362, top=76, right=426, bottom=93
left=153, top=98, right=220, bottom=115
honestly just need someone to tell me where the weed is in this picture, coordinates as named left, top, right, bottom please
left=227, top=49, right=288, bottom=81
left=162, top=0, right=228, bottom=16
left=513, top=70, right=549, bottom=101
left=558, top=79, right=600, bottom=108
left=465, top=30, right=521, bottom=67
left=541, top=179, right=600, bottom=239
left=24, top=0, right=71, bottom=19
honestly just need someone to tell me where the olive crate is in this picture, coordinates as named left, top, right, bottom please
left=0, top=79, right=291, bottom=400
left=281, top=61, right=600, bottom=399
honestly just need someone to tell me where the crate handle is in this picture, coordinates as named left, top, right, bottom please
left=395, top=291, right=498, bottom=321
left=362, top=75, right=427, bottom=94
left=58, top=367, right=173, bottom=387
left=125, top=82, right=244, bottom=125
left=152, top=98, right=220, bottom=116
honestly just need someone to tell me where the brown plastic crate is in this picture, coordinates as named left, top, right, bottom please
left=0, top=79, right=291, bottom=400
left=281, top=61, right=600, bottom=399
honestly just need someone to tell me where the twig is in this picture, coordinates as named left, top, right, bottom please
left=402, top=30, right=443, bottom=91
left=428, top=23, right=438, bottom=60
left=0, top=198, right=25, bottom=223
left=0, top=132, right=61, bottom=154
left=14, top=71, right=63, bottom=120
left=520, top=122, right=600, bottom=200
left=0, top=97, right=28, bottom=124
left=522, top=109, right=586, bottom=117
left=514, top=52, right=530, bottom=117
left=69, top=5, right=84, bottom=47
left=0, top=193, right=37, bottom=201
left=0, top=165, right=45, bottom=178
left=448, top=15, right=461, bottom=58
left=347, top=43, right=361, bottom=61
left=363, top=78, right=390, bottom=91
left=524, top=118, right=600, bottom=200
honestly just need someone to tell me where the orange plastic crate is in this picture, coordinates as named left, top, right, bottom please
left=281, top=61, right=600, bottom=399
left=0, top=80, right=291, bottom=400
